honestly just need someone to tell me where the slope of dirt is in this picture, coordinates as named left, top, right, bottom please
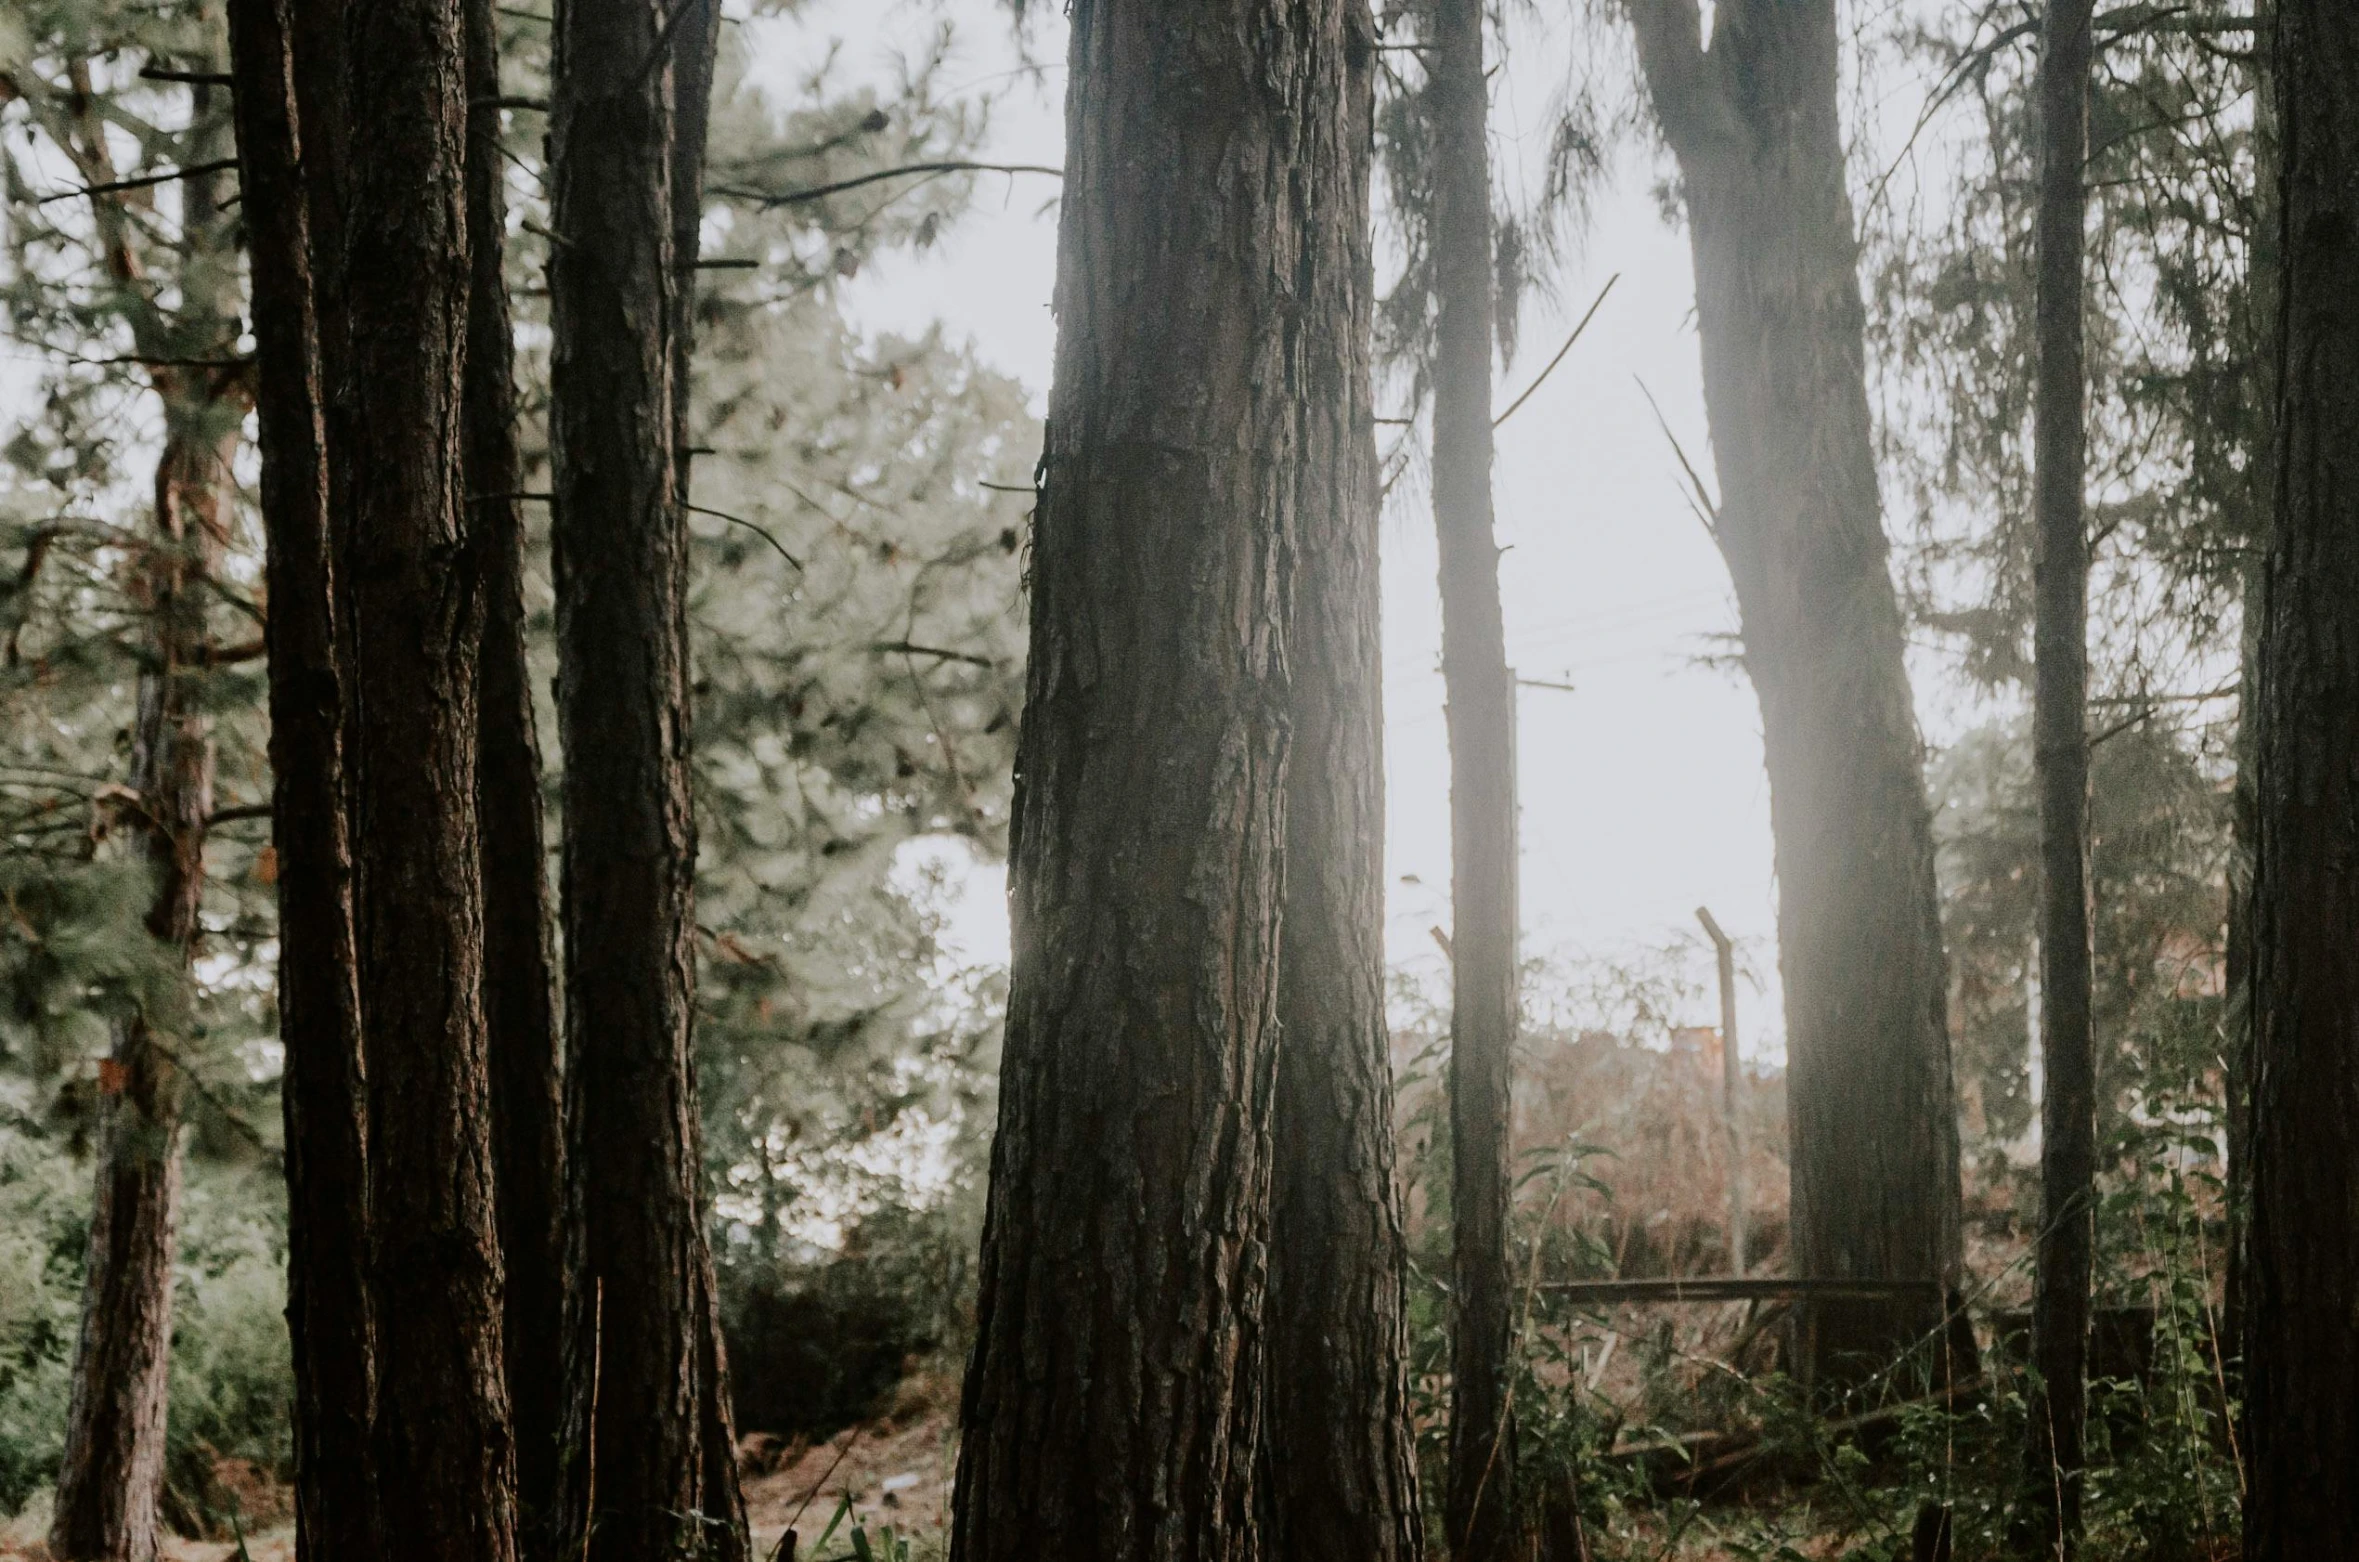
left=742, top=1373, right=958, bottom=1558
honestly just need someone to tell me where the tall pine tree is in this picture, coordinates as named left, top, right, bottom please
left=949, top=2, right=1368, bottom=1554
left=2243, top=0, right=2359, bottom=1552
left=1624, top=0, right=1965, bottom=1381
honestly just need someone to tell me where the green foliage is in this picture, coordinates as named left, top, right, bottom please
left=0, top=1129, right=83, bottom=1516
left=164, top=1167, right=292, bottom=1482
left=0, top=1128, right=289, bottom=1525
left=1930, top=718, right=2228, bottom=1190
left=1869, top=5, right=2265, bottom=696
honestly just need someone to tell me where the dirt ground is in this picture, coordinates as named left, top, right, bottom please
left=742, top=1373, right=958, bottom=1557
left=0, top=1371, right=961, bottom=1562
left=0, top=1519, right=292, bottom=1562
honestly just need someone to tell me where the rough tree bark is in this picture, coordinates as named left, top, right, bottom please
left=49, top=417, right=229, bottom=1562
left=49, top=88, right=239, bottom=1562
left=2025, top=0, right=2095, bottom=1550
left=947, top=3, right=1364, bottom=1556
left=1624, top=0, right=1964, bottom=1381
left=337, top=0, right=517, bottom=1554
left=2220, top=0, right=2279, bottom=1393
left=1258, top=7, right=1422, bottom=1562
left=662, top=9, right=751, bottom=1539
left=461, top=3, right=579, bottom=1555
left=224, top=2, right=382, bottom=1554
left=1426, top=1, right=1521, bottom=1555
left=2242, top=2, right=2359, bottom=1554
left=547, top=0, right=745, bottom=1556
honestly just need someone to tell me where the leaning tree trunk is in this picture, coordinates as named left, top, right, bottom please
left=2242, top=3, right=2359, bottom=1555
left=1426, top=2, right=1522, bottom=1556
left=2025, top=0, right=2096, bottom=1548
left=1259, top=6, right=1423, bottom=1561
left=225, top=3, right=382, bottom=1555
left=49, top=105, right=241, bottom=1562
left=547, top=0, right=744, bottom=1556
left=461, top=4, right=578, bottom=1556
left=337, top=0, right=517, bottom=1553
left=1625, top=0, right=1963, bottom=1384
left=947, top=3, right=1363, bottom=1556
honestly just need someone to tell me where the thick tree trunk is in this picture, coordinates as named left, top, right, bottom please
left=1625, top=0, right=1963, bottom=1383
left=547, top=2, right=744, bottom=1557
left=336, top=1, right=516, bottom=1554
left=2242, top=3, right=2359, bottom=1554
left=49, top=123, right=240, bottom=1562
left=462, top=5, right=579, bottom=1556
left=947, top=4, right=1363, bottom=1556
left=1427, top=2, right=1521, bottom=1556
left=1259, top=8, right=1421, bottom=1562
left=2025, top=0, right=2095, bottom=1548
left=226, top=7, right=380, bottom=1557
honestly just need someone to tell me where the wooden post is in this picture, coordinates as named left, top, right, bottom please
left=1696, top=907, right=1745, bottom=1274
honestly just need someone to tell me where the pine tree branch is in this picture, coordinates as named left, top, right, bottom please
left=717, top=161, right=1062, bottom=210
left=687, top=504, right=803, bottom=571
left=1494, top=274, right=1618, bottom=430
left=139, top=66, right=236, bottom=86
left=36, top=157, right=240, bottom=206
left=873, top=641, right=994, bottom=669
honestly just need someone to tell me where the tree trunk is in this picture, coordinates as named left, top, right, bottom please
left=947, top=4, right=1362, bottom=1555
left=2025, top=0, right=2095, bottom=1548
left=662, top=16, right=751, bottom=1545
left=1426, top=1, right=1521, bottom=1556
left=547, top=1, right=743, bottom=1556
left=2242, top=3, right=2359, bottom=1554
left=462, top=4, right=579, bottom=1556
left=49, top=110, right=241, bottom=1562
left=49, top=1020, right=185, bottom=1562
left=336, top=1, right=516, bottom=1554
left=1625, top=0, right=1964, bottom=1384
left=2221, top=0, right=2279, bottom=1399
left=1259, top=8, right=1422, bottom=1562
left=49, top=432, right=224, bottom=1560
left=226, top=5, right=381, bottom=1556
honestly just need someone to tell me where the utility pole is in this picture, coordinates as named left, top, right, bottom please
left=1695, top=907, right=1745, bottom=1275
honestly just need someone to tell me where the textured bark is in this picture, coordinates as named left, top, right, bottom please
left=224, top=4, right=382, bottom=1555
left=49, top=1025, right=184, bottom=1562
left=2242, top=3, right=2359, bottom=1554
left=948, top=4, right=1364, bottom=1556
left=1428, top=1, right=1520, bottom=1555
left=463, top=4, right=580, bottom=1555
left=668, top=0, right=721, bottom=503
left=50, top=432, right=222, bottom=1559
left=1259, top=7, right=1421, bottom=1562
left=1625, top=0, right=1963, bottom=1381
left=50, top=107, right=239, bottom=1562
left=2221, top=0, right=2279, bottom=1395
left=548, top=0, right=743, bottom=1556
left=662, top=15, right=752, bottom=1543
left=2025, top=0, right=2095, bottom=1549
left=669, top=12, right=750, bottom=1538
left=337, top=1, right=517, bottom=1554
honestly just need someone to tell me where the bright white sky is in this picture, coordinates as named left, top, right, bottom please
left=751, top=0, right=1992, bottom=1065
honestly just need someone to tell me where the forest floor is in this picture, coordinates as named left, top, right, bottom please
left=743, top=1370, right=960, bottom=1556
